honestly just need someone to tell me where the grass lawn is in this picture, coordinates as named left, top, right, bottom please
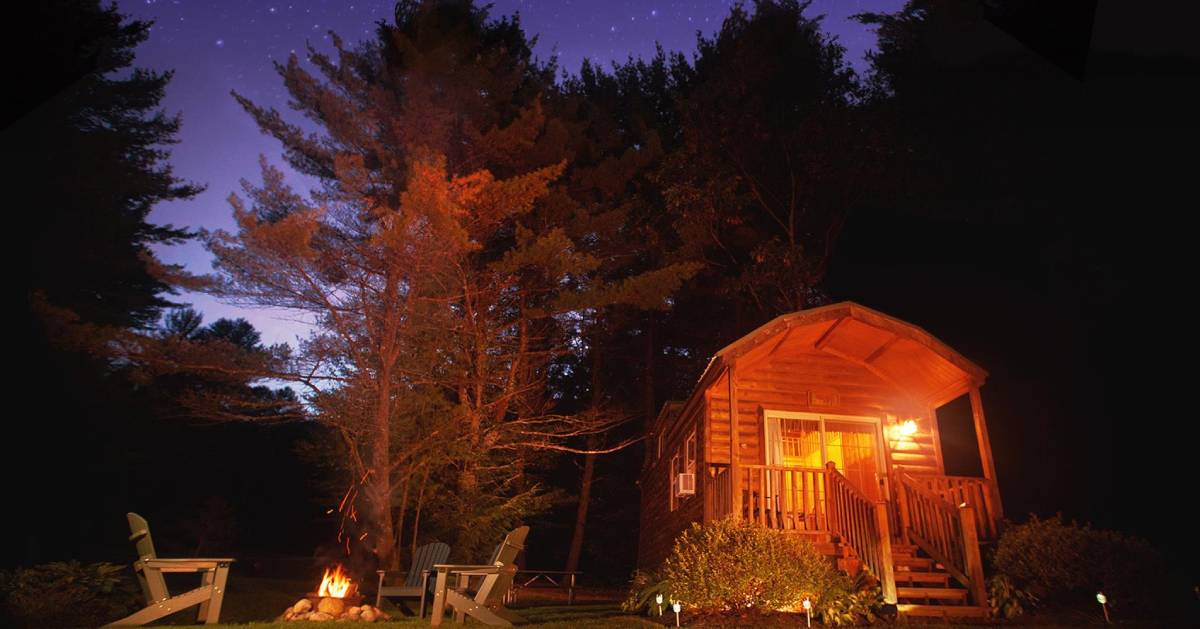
left=167, top=602, right=658, bottom=628
left=145, top=577, right=1173, bottom=628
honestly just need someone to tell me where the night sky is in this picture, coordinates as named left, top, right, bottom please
left=118, top=0, right=902, bottom=345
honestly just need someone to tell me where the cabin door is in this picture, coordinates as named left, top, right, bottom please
left=765, top=411, right=885, bottom=501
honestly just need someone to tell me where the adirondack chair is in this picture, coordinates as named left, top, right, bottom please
left=374, top=541, right=450, bottom=615
left=429, top=526, right=529, bottom=626
left=104, top=513, right=234, bottom=626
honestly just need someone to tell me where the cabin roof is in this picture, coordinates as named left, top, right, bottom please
left=691, top=301, right=988, bottom=409
left=653, top=401, right=685, bottom=430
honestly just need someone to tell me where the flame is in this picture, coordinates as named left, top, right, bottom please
left=317, top=564, right=353, bottom=598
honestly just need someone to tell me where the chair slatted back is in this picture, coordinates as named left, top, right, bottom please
left=477, top=526, right=528, bottom=606
left=127, top=512, right=157, bottom=560
left=404, top=542, right=450, bottom=588
left=127, top=512, right=169, bottom=603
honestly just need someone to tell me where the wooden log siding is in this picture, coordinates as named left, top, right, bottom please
left=705, top=351, right=942, bottom=477
left=636, top=399, right=706, bottom=570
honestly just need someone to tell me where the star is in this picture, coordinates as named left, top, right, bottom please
left=215, top=39, right=225, bottom=48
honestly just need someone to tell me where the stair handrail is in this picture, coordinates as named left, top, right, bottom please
left=896, top=472, right=987, bottom=605
left=824, top=462, right=897, bottom=604
left=901, top=472, right=1001, bottom=540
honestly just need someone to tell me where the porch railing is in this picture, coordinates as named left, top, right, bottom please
left=904, top=473, right=1000, bottom=541
left=825, top=463, right=898, bottom=604
left=896, top=472, right=987, bottom=605
left=708, top=463, right=830, bottom=531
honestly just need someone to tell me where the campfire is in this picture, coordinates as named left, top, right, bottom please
left=279, top=564, right=391, bottom=622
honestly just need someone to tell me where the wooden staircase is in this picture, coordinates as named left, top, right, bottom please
left=819, top=537, right=988, bottom=619
left=890, top=542, right=988, bottom=619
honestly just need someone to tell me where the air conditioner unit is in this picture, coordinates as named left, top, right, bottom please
left=676, top=472, right=696, bottom=496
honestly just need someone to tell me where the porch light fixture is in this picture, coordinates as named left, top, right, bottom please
left=900, top=419, right=918, bottom=437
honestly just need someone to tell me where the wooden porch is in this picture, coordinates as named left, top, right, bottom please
left=704, top=461, right=1001, bottom=615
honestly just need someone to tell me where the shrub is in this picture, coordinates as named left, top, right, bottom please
left=991, top=515, right=1166, bottom=613
left=620, top=569, right=669, bottom=614
left=815, top=569, right=885, bottom=627
left=0, top=561, right=140, bottom=628
left=660, top=516, right=850, bottom=615
left=987, top=573, right=1037, bottom=619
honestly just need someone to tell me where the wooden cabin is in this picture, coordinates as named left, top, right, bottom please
left=637, top=302, right=1002, bottom=619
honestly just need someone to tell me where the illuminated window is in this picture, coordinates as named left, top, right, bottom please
left=685, top=430, right=697, bottom=474
left=772, top=414, right=882, bottom=501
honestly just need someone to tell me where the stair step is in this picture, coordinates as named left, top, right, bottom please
left=894, top=571, right=951, bottom=586
left=893, top=556, right=935, bottom=570
left=897, top=604, right=989, bottom=618
left=897, top=587, right=968, bottom=602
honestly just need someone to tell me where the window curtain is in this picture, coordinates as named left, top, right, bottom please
left=763, top=415, right=785, bottom=516
left=763, top=415, right=784, bottom=466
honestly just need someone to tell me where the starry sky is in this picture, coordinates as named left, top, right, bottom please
left=118, top=0, right=903, bottom=345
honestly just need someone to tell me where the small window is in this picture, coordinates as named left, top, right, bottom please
left=657, top=432, right=664, bottom=460
left=685, top=430, right=697, bottom=474
left=669, top=454, right=681, bottom=511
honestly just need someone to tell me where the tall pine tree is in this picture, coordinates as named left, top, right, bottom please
left=211, top=0, right=696, bottom=567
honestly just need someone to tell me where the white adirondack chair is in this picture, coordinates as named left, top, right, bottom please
left=104, top=513, right=234, bottom=626
left=429, top=526, right=529, bottom=626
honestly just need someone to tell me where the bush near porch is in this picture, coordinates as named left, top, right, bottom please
left=655, top=517, right=882, bottom=625
left=990, top=515, right=1167, bottom=617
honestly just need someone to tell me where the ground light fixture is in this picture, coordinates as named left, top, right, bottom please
left=1096, top=591, right=1110, bottom=623
left=672, top=601, right=681, bottom=627
left=655, top=593, right=663, bottom=616
left=801, top=597, right=812, bottom=627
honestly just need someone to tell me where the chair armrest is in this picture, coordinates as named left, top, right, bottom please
left=142, top=558, right=233, bottom=572
left=431, top=563, right=502, bottom=576
left=376, top=570, right=411, bottom=580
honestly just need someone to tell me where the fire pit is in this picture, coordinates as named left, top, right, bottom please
left=279, top=564, right=392, bottom=622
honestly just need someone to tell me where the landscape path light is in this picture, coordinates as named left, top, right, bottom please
left=672, top=601, right=681, bottom=627
left=801, top=597, right=812, bottom=627
left=1096, top=591, right=1111, bottom=623
left=655, top=593, right=663, bottom=616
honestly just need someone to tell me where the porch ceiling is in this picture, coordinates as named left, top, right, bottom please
left=705, top=302, right=987, bottom=407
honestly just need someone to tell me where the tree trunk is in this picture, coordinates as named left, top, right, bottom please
left=411, top=465, right=431, bottom=560
left=393, top=469, right=412, bottom=570
left=565, top=437, right=596, bottom=574
left=370, top=365, right=397, bottom=568
left=566, top=348, right=604, bottom=573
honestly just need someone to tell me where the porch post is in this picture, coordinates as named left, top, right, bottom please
left=968, top=386, right=1004, bottom=518
left=873, top=501, right=898, bottom=604
left=959, top=504, right=988, bottom=606
left=728, top=364, right=742, bottom=521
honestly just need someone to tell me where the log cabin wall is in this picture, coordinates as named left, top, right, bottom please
left=636, top=399, right=707, bottom=571
left=705, top=329, right=943, bottom=477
